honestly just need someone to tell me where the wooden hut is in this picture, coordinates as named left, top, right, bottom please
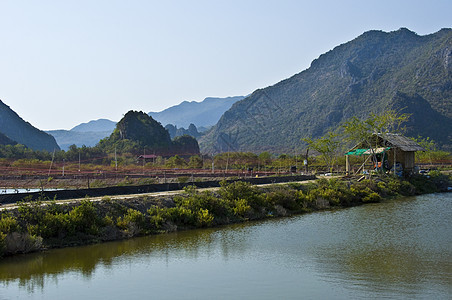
left=345, top=133, right=425, bottom=176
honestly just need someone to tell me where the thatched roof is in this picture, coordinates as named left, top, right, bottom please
left=376, top=133, right=425, bottom=152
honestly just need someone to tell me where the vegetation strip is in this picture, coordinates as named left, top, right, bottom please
left=0, top=172, right=450, bottom=258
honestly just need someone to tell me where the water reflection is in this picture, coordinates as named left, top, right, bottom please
left=311, top=194, right=452, bottom=298
left=0, top=223, right=255, bottom=291
left=0, top=193, right=450, bottom=299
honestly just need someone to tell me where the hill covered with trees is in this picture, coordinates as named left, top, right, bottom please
left=98, top=111, right=199, bottom=155
left=200, top=28, right=452, bottom=153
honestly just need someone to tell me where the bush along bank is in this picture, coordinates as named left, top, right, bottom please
left=0, top=171, right=450, bottom=257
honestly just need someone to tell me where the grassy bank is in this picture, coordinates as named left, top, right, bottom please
left=1, top=171, right=450, bottom=257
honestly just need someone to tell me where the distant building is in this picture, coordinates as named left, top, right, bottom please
left=136, top=154, right=158, bottom=163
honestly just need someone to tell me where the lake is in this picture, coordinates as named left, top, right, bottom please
left=0, top=193, right=451, bottom=299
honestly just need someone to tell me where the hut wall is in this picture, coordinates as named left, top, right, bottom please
left=404, top=151, right=415, bottom=171
left=388, top=148, right=415, bottom=171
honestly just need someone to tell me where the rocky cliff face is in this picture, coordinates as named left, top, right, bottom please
left=200, top=28, right=452, bottom=153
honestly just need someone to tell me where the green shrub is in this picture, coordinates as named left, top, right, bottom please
left=166, top=207, right=196, bottom=227
left=387, top=177, right=402, bottom=193
left=116, top=209, right=146, bottom=235
left=398, top=181, right=416, bottom=196
left=362, top=192, right=382, bottom=203
left=376, top=181, right=392, bottom=197
left=68, top=200, right=101, bottom=235
left=219, top=181, right=265, bottom=210
left=427, top=171, right=452, bottom=191
left=408, top=175, right=437, bottom=194
left=147, top=206, right=166, bottom=229
left=0, top=232, right=6, bottom=257
left=176, top=187, right=233, bottom=221
left=17, top=200, right=45, bottom=224
left=233, top=199, right=252, bottom=218
left=39, top=212, right=72, bottom=238
left=197, top=208, right=214, bottom=227
left=103, top=215, right=114, bottom=226
left=0, top=215, right=19, bottom=234
left=265, top=188, right=300, bottom=211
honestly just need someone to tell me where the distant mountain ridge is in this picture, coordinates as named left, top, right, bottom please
left=0, top=100, right=60, bottom=151
left=71, top=119, right=117, bottom=132
left=201, top=28, right=452, bottom=153
left=149, top=96, right=245, bottom=128
left=46, top=130, right=113, bottom=151
left=46, top=119, right=117, bottom=151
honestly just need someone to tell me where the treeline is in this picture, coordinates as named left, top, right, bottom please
left=0, top=144, right=450, bottom=175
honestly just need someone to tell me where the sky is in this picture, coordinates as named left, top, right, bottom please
left=0, top=0, right=451, bottom=130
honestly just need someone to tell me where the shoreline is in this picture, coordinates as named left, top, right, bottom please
left=0, top=172, right=450, bottom=258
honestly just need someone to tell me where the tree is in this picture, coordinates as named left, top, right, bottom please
left=188, top=155, right=203, bottom=169
left=303, top=132, right=340, bottom=173
left=410, top=136, right=451, bottom=163
left=342, top=109, right=410, bottom=149
left=165, top=155, right=187, bottom=168
left=342, top=109, right=410, bottom=173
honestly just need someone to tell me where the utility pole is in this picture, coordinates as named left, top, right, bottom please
left=226, top=151, right=230, bottom=172
left=295, top=149, right=298, bottom=172
left=48, top=149, right=55, bottom=177
left=114, top=146, right=118, bottom=171
left=211, top=153, right=215, bottom=173
left=143, top=148, right=146, bottom=175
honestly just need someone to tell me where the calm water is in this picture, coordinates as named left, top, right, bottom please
left=0, top=193, right=451, bottom=299
left=1, top=188, right=61, bottom=194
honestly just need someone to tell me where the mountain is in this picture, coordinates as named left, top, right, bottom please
left=149, top=96, right=245, bottom=128
left=0, top=131, right=16, bottom=146
left=70, top=119, right=117, bottom=132
left=0, top=100, right=60, bottom=152
left=46, top=130, right=112, bottom=151
left=165, top=123, right=201, bottom=139
left=98, top=111, right=199, bottom=155
left=46, top=119, right=116, bottom=151
left=200, top=28, right=452, bottom=153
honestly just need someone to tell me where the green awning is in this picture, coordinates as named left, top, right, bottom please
left=345, top=147, right=390, bottom=156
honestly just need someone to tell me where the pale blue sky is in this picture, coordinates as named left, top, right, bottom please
left=0, top=0, right=451, bottom=130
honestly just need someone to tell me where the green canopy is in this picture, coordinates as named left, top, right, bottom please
left=345, top=147, right=390, bottom=156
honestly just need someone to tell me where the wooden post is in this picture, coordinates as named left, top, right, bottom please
left=393, top=149, right=396, bottom=174
left=346, top=155, right=350, bottom=175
